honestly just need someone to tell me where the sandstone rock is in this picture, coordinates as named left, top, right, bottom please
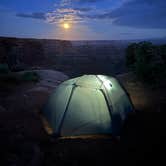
left=25, top=70, right=69, bottom=111
left=3, top=70, right=69, bottom=112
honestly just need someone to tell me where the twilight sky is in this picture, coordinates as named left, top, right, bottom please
left=0, top=0, right=166, bottom=40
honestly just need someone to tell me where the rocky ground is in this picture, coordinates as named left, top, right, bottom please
left=0, top=70, right=166, bottom=166
left=0, top=70, right=68, bottom=112
left=117, top=72, right=166, bottom=112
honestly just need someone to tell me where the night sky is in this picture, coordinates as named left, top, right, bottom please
left=0, top=0, right=166, bottom=40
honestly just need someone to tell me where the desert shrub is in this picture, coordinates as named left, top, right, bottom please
left=158, top=44, right=166, bottom=65
left=21, top=71, right=40, bottom=82
left=0, top=71, right=40, bottom=85
left=126, top=42, right=166, bottom=84
left=0, top=63, right=10, bottom=74
left=126, top=43, right=138, bottom=68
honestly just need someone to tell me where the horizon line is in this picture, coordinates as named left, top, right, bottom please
left=0, top=35, right=165, bottom=42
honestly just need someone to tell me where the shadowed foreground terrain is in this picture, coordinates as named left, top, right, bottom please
left=0, top=71, right=166, bottom=166
left=0, top=110, right=165, bottom=166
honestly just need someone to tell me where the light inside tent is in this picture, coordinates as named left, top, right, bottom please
left=97, top=75, right=112, bottom=90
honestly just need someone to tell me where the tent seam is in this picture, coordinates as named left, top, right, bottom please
left=99, top=89, right=113, bottom=118
left=96, top=75, right=114, bottom=112
left=57, top=84, right=77, bottom=136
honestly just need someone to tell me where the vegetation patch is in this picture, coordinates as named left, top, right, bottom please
left=21, top=71, right=40, bottom=82
left=0, top=69, right=40, bottom=85
left=126, top=42, right=166, bottom=86
left=0, top=63, right=10, bottom=74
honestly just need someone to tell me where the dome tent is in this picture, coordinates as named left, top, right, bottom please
left=42, top=75, right=134, bottom=137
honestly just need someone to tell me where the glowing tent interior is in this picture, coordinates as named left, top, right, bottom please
left=42, top=75, right=134, bottom=137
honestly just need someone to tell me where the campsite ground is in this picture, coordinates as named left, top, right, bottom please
left=0, top=70, right=166, bottom=166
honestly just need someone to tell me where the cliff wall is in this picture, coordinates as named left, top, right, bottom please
left=0, top=37, right=72, bottom=70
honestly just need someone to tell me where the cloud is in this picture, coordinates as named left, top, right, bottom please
left=75, top=0, right=166, bottom=29
left=77, top=0, right=101, bottom=2
left=16, top=12, right=46, bottom=20
left=43, top=0, right=95, bottom=24
left=46, top=4, right=94, bottom=24
left=15, top=7, right=92, bottom=23
left=15, top=0, right=166, bottom=29
left=73, top=7, right=92, bottom=12
left=46, top=8, right=85, bottom=23
left=109, top=0, right=166, bottom=28
left=45, top=0, right=110, bottom=24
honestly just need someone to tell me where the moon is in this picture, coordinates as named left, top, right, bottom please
left=63, top=23, right=70, bottom=29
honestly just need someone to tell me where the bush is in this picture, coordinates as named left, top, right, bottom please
left=158, top=45, right=166, bottom=65
left=0, top=63, right=10, bottom=74
left=0, top=71, right=40, bottom=85
left=21, top=71, right=40, bottom=82
left=125, top=42, right=166, bottom=84
left=126, top=43, right=138, bottom=68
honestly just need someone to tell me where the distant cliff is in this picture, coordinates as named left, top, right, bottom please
left=0, top=37, right=72, bottom=70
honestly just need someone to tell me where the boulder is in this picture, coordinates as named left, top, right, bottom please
left=4, top=70, right=69, bottom=112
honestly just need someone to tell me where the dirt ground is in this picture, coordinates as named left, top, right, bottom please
left=117, top=72, right=166, bottom=112
left=1, top=110, right=165, bottom=166
left=0, top=72, right=166, bottom=166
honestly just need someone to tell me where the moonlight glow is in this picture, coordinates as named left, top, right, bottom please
left=63, top=23, right=70, bottom=29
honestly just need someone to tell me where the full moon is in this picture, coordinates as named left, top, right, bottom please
left=63, top=23, right=70, bottom=29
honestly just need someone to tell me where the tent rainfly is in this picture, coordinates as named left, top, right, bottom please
left=42, top=75, right=134, bottom=137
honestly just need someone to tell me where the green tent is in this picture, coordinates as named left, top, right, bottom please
left=42, top=75, right=134, bottom=137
